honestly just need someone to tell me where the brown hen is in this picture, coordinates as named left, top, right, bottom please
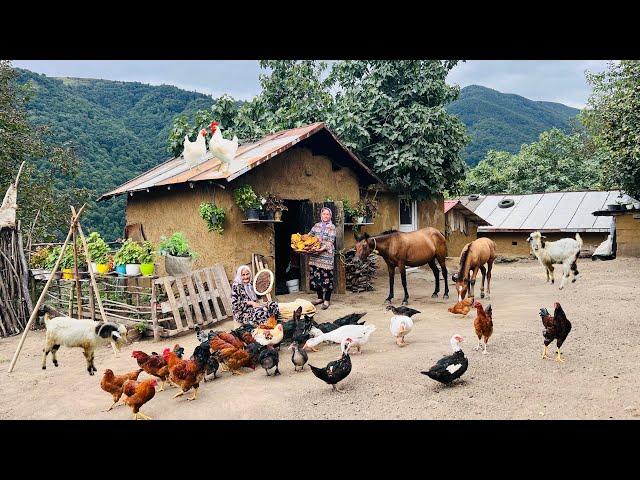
left=100, top=368, right=143, bottom=412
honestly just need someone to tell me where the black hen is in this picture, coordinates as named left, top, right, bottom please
left=386, top=305, right=421, bottom=317
left=309, top=340, right=353, bottom=392
left=421, top=335, right=468, bottom=385
left=258, top=346, right=280, bottom=376
left=333, top=312, right=367, bottom=327
left=539, top=302, right=572, bottom=362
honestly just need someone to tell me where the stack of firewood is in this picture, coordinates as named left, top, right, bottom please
left=0, top=227, right=33, bottom=337
left=342, top=248, right=378, bottom=292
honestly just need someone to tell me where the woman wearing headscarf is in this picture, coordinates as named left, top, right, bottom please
left=231, top=265, right=279, bottom=326
left=308, top=207, right=337, bottom=309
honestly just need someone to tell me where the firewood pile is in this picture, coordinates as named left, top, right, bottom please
left=341, top=248, right=378, bottom=292
left=0, top=226, right=33, bottom=337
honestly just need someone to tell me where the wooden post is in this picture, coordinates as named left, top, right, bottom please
left=151, top=281, right=159, bottom=342
left=7, top=205, right=85, bottom=374
left=72, top=220, right=82, bottom=319
left=88, top=281, right=95, bottom=321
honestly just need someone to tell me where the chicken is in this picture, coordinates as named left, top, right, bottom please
left=303, top=324, right=376, bottom=354
left=209, top=121, right=239, bottom=172
left=131, top=344, right=183, bottom=391
left=163, top=345, right=210, bottom=401
left=447, top=297, right=473, bottom=317
left=209, top=332, right=252, bottom=374
left=539, top=302, right=572, bottom=362
left=309, top=338, right=353, bottom=392
left=182, top=129, right=207, bottom=169
left=100, top=368, right=143, bottom=412
left=258, top=346, right=280, bottom=376
left=195, top=340, right=220, bottom=382
left=472, top=300, right=493, bottom=354
left=122, top=378, right=158, bottom=420
left=253, top=322, right=284, bottom=348
left=332, top=312, right=367, bottom=327
left=389, top=315, right=413, bottom=347
left=421, top=335, right=468, bottom=386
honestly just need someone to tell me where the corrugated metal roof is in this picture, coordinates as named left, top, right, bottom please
left=457, top=190, right=634, bottom=233
left=98, top=123, right=383, bottom=201
left=444, top=200, right=490, bottom=226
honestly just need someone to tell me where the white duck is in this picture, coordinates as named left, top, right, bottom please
left=182, top=129, right=207, bottom=169
left=208, top=121, right=239, bottom=173
left=303, top=324, right=376, bottom=354
left=389, top=315, right=413, bottom=347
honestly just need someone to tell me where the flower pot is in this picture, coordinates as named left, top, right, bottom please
left=274, top=210, right=283, bottom=221
left=140, top=263, right=155, bottom=276
left=61, top=268, right=74, bottom=280
left=264, top=211, right=275, bottom=220
left=246, top=208, right=260, bottom=220
left=97, top=263, right=110, bottom=274
left=363, top=216, right=371, bottom=223
left=607, top=204, right=624, bottom=211
left=165, top=254, right=193, bottom=277
left=356, top=216, right=365, bottom=224
left=115, top=264, right=127, bottom=276
left=625, top=203, right=633, bottom=210
left=126, top=264, right=141, bottom=276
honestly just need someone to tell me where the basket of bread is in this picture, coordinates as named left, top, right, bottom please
left=291, top=233, right=321, bottom=253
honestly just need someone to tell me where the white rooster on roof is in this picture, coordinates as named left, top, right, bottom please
left=182, top=129, right=207, bottom=169
left=208, top=121, right=239, bottom=173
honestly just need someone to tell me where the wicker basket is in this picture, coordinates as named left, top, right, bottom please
left=165, top=254, right=193, bottom=277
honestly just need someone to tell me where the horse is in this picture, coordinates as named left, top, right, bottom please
left=354, top=228, right=449, bottom=305
left=452, top=237, right=496, bottom=301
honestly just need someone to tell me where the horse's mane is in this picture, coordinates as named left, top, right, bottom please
left=377, top=229, right=398, bottom=237
left=457, top=243, right=471, bottom=279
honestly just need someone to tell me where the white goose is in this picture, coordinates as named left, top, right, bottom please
left=303, top=324, right=376, bottom=354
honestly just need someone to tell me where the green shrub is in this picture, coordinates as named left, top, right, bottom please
left=114, top=239, right=144, bottom=265
left=139, top=241, right=157, bottom=264
left=86, top=231, right=110, bottom=264
left=199, top=202, right=226, bottom=234
left=159, top=232, right=197, bottom=259
left=233, top=184, right=260, bottom=211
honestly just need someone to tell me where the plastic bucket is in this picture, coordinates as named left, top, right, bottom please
left=286, top=279, right=299, bottom=288
left=288, top=285, right=300, bottom=293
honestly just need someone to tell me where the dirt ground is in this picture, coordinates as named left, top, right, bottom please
left=1, top=257, right=639, bottom=420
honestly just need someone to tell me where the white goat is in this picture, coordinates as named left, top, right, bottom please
left=526, top=231, right=583, bottom=289
left=41, top=312, right=128, bottom=375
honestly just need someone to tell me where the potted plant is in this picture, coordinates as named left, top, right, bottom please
left=363, top=197, right=379, bottom=223
left=86, top=232, right=111, bottom=274
left=233, top=184, right=261, bottom=220
left=199, top=202, right=226, bottom=234
left=354, top=200, right=367, bottom=224
left=127, top=321, right=147, bottom=342
left=263, top=192, right=288, bottom=221
left=342, top=198, right=357, bottom=223
left=113, top=245, right=127, bottom=276
left=139, top=241, right=157, bottom=276
left=60, top=245, right=76, bottom=280
left=115, top=239, right=144, bottom=276
left=159, top=232, right=198, bottom=276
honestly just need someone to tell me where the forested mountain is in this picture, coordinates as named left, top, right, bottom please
left=447, top=85, right=580, bottom=166
left=16, top=69, right=213, bottom=240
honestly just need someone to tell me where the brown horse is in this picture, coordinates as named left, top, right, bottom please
left=354, top=228, right=449, bottom=305
left=452, top=237, right=496, bottom=301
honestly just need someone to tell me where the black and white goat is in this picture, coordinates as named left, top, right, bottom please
left=526, top=231, right=583, bottom=289
left=41, top=312, right=128, bottom=375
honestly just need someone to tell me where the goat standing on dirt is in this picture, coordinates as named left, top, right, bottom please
left=526, top=232, right=582, bottom=290
left=41, top=312, right=128, bottom=375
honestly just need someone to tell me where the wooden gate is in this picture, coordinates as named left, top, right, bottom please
left=151, top=264, right=232, bottom=340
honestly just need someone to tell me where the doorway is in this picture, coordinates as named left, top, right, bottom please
left=399, top=196, right=418, bottom=232
left=274, top=200, right=310, bottom=295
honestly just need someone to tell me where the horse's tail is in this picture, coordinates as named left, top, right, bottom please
left=457, top=243, right=471, bottom=279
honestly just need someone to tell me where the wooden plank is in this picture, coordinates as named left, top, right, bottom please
left=300, top=254, right=310, bottom=293
left=335, top=258, right=346, bottom=294
left=193, top=270, right=214, bottom=323
left=185, top=276, right=204, bottom=325
left=211, top=264, right=232, bottom=315
left=175, top=276, right=194, bottom=329
left=162, top=278, right=183, bottom=332
left=204, top=268, right=224, bottom=320
left=151, top=281, right=159, bottom=342
left=159, top=288, right=220, bottom=314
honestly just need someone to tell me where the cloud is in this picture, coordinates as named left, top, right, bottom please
left=447, top=60, right=613, bottom=109
left=13, top=60, right=615, bottom=109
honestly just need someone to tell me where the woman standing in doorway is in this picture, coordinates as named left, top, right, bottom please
left=308, top=207, right=336, bottom=310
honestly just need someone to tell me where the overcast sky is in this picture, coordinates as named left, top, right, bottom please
left=12, top=60, right=613, bottom=109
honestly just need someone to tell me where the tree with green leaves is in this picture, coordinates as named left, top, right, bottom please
left=586, top=60, right=640, bottom=198
left=0, top=60, right=88, bottom=241
left=327, top=60, right=468, bottom=200
left=458, top=127, right=606, bottom=195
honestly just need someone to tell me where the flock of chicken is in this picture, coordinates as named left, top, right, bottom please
left=98, top=278, right=573, bottom=419
left=181, top=121, right=239, bottom=171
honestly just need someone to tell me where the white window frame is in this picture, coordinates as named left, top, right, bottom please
left=398, top=196, right=418, bottom=232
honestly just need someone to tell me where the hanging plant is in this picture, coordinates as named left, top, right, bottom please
left=199, top=202, right=226, bottom=234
